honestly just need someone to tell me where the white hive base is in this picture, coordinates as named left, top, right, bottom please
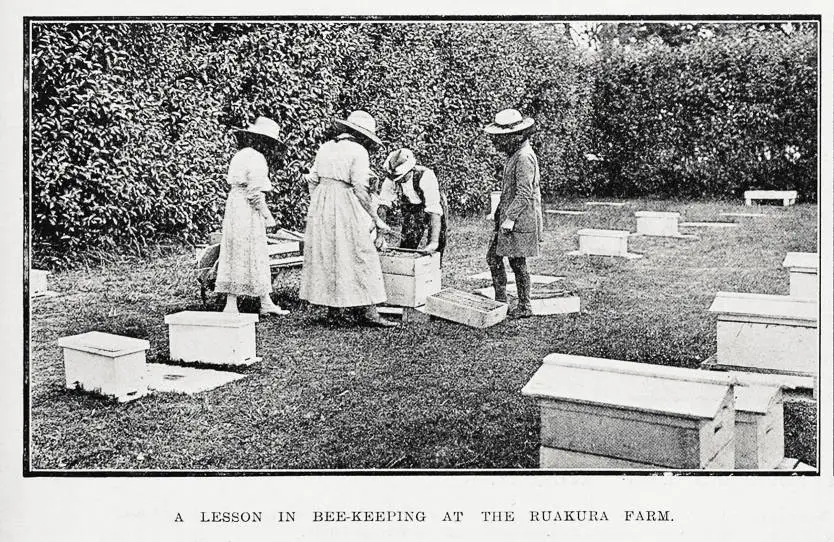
left=473, top=286, right=580, bottom=316
left=145, top=364, right=246, bottom=395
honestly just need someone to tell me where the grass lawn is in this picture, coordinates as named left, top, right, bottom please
left=28, top=198, right=818, bottom=471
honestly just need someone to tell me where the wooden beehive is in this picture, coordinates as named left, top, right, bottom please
left=425, top=288, right=507, bottom=328
left=165, top=311, right=259, bottom=366
left=523, top=364, right=735, bottom=469
left=576, top=229, right=632, bottom=257
left=709, top=292, right=818, bottom=377
left=635, top=211, right=680, bottom=237
left=31, top=269, right=49, bottom=296
left=57, top=331, right=150, bottom=402
left=782, top=252, right=818, bottom=300
left=734, top=386, right=784, bottom=470
left=543, top=353, right=791, bottom=471
left=379, top=250, right=441, bottom=307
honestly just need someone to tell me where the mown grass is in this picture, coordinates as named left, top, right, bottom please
left=28, top=199, right=819, bottom=470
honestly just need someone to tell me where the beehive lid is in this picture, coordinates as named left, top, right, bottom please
left=735, top=385, right=780, bottom=415
left=708, top=292, right=817, bottom=324
left=522, top=365, right=730, bottom=420
left=577, top=229, right=630, bottom=238
left=57, top=331, right=149, bottom=356
left=635, top=211, right=680, bottom=218
left=542, top=353, right=736, bottom=387
left=782, top=252, right=818, bottom=273
left=164, top=311, right=259, bottom=327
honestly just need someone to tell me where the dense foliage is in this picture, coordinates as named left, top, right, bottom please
left=589, top=28, right=818, bottom=199
left=30, top=22, right=817, bottom=267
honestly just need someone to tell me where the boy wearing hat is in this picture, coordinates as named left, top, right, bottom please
left=484, top=108, right=543, bottom=319
left=377, top=148, right=448, bottom=261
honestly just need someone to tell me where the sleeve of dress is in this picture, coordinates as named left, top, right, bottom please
left=349, top=144, right=371, bottom=190
left=419, top=170, right=443, bottom=216
left=303, top=152, right=321, bottom=194
left=248, top=151, right=273, bottom=193
left=503, top=154, right=536, bottom=222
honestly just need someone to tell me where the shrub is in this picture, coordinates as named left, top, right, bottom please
left=589, top=26, right=817, bottom=200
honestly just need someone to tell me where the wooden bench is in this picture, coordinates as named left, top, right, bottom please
left=744, top=190, right=797, bottom=206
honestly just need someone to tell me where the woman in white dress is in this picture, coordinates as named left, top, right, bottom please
left=215, top=116, right=289, bottom=316
left=299, top=111, right=396, bottom=327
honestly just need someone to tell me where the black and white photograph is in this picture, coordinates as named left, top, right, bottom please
left=2, top=2, right=833, bottom=541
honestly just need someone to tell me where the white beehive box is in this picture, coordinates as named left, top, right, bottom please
left=744, top=190, right=797, bottom=206
left=523, top=364, right=735, bottom=469
left=572, top=229, right=641, bottom=258
left=31, top=269, right=49, bottom=296
left=709, top=292, right=818, bottom=377
left=425, top=288, right=507, bottom=328
left=543, top=353, right=790, bottom=470
left=379, top=250, right=441, bottom=307
left=635, top=211, right=680, bottom=236
left=734, top=386, right=784, bottom=470
left=165, top=311, right=259, bottom=366
left=57, top=331, right=150, bottom=402
left=782, top=252, right=818, bottom=300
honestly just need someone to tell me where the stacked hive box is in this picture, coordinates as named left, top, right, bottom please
left=533, top=354, right=795, bottom=470
left=782, top=252, right=818, bottom=300
left=57, top=331, right=150, bottom=402
left=523, top=356, right=735, bottom=470
left=379, top=250, right=441, bottom=307
left=734, top=386, right=784, bottom=469
left=708, top=292, right=817, bottom=379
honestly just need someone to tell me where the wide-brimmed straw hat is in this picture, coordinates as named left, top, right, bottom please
left=484, top=108, right=535, bottom=135
left=383, top=148, right=417, bottom=180
left=234, top=116, right=283, bottom=144
left=334, top=110, right=382, bottom=146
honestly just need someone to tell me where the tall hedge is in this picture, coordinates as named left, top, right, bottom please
left=589, top=27, right=817, bottom=199
left=30, top=22, right=817, bottom=268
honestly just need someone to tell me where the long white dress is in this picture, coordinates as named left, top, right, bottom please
left=299, top=136, right=387, bottom=307
left=215, top=147, right=273, bottom=297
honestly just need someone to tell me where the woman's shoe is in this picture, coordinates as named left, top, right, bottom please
left=362, top=306, right=398, bottom=328
left=260, top=304, right=289, bottom=316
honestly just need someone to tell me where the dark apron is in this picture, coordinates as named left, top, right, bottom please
left=399, top=167, right=448, bottom=262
